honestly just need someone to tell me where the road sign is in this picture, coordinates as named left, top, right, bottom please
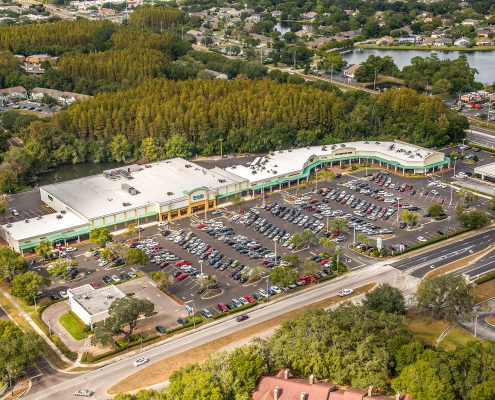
left=185, top=305, right=193, bottom=315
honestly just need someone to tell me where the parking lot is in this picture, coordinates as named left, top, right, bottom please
left=0, top=101, right=55, bottom=115
left=26, top=156, right=491, bottom=328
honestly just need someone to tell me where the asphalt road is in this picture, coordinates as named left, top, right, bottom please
left=454, top=249, right=495, bottom=279
left=23, top=261, right=399, bottom=400
left=389, top=230, right=494, bottom=277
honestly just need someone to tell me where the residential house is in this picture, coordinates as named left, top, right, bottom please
left=189, top=10, right=208, bottom=18
left=398, top=35, right=417, bottom=44
left=271, top=11, right=282, bottom=18
left=204, top=69, right=228, bottom=79
left=0, top=86, right=27, bottom=102
left=376, top=35, right=394, bottom=45
left=250, top=33, right=270, bottom=46
left=461, top=19, right=480, bottom=26
left=13, top=54, right=25, bottom=62
left=431, top=30, right=447, bottom=38
left=31, top=87, right=91, bottom=104
left=100, top=8, right=116, bottom=16
left=305, top=37, right=335, bottom=49
left=252, top=369, right=414, bottom=400
left=476, top=37, right=494, bottom=46
left=340, top=29, right=362, bottom=39
left=26, top=54, right=51, bottom=64
left=344, top=10, right=358, bottom=16
left=301, top=11, right=317, bottom=20
left=295, top=29, right=314, bottom=38
left=343, top=64, right=361, bottom=79
left=454, top=36, right=471, bottom=47
left=422, top=37, right=435, bottom=46
left=476, top=27, right=495, bottom=37
left=459, top=1, right=469, bottom=8
left=434, top=37, right=453, bottom=46
left=401, top=26, right=413, bottom=34
left=21, top=62, right=44, bottom=75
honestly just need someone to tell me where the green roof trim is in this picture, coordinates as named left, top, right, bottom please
left=183, top=186, right=208, bottom=195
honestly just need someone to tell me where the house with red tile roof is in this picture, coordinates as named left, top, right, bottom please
left=252, top=369, right=415, bottom=400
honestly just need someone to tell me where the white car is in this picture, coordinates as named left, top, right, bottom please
left=258, top=289, right=269, bottom=298
left=65, top=247, right=77, bottom=252
left=271, top=286, right=282, bottom=294
left=128, top=271, right=137, bottom=278
left=431, top=190, right=439, bottom=195
left=212, top=210, right=223, bottom=215
left=11, top=209, right=19, bottom=216
left=60, top=291, right=68, bottom=298
left=111, top=275, right=120, bottom=282
left=133, top=357, right=148, bottom=367
left=338, top=289, right=354, bottom=297
left=99, top=260, right=108, bottom=267
left=158, top=221, right=167, bottom=227
left=74, top=389, right=93, bottom=397
left=417, top=236, right=427, bottom=242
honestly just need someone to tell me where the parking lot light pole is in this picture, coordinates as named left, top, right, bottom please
left=396, top=198, right=401, bottom=222
left=453, top=157, right=457, bottom=176
left=475, top=314, right=479, bottom=338
left=200, top=260, right=203, bottom=275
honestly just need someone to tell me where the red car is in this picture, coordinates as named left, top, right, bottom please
left=374, top=195, right=381, bottom=199
left=378, top=181, right=385, bottom=186
left=393, top=203, right=403, bottom=207
left=309, top=199, right=319, bottom=204
left=438, top=198, right=444, bottom=204
left=176, top=273, right=188, bottom=281
left=89, top=282, right=99, bottom=289
left=149, top=245, right=162, bottom=250
left=217, top=303, right=229, bottom=312
left=206, top=248, right=215, bottom=254
left=406, top=184, right=413, bottom=190
left=261, top=260, right=272, bottom=265
left=320, top=259, right=329, bottom=265
left=197, top=224, right=206, bottom=229
left=176, top=260, right=191, bottom=266
left=375, top=178, right=381, bottom=183
left=260, top=195, right=268, bottom=199
left=331, top=230, right=340, bottom=238
left=244, top=295, right=256, bottom=303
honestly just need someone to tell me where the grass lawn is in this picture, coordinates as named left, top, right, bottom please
left=485, top=316, right=495, bottom=327
left=59, top=313, right=85, bottom=340
left=407, top=310, right=450, bottom=347
left=474, top=279, right=495, bottom=304
left=437, top=325, right=482, bottom=351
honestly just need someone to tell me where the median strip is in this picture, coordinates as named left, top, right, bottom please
left=107, top=282, right=376, bottom=394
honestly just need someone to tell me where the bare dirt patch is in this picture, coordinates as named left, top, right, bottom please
left=202, top=288, right=223, bottom=299
left=108, top=282, right=376, bottom=394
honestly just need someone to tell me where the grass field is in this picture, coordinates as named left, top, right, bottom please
left=407, top=311, right=450, bottom=347
left=108, top=282, right=376, bottom=394
left=437, top=325, right=481, bottom=351
left=485, top=316, right=495, bottom=326
left=474, top=279, right=495, bottom=304
left=59, top=313, right=85, bottom=341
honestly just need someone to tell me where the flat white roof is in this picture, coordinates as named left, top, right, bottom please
left=2, top=211, right=89, bottom=241
left=474, top=162, right=495, bottom=177
left=42, top=158, right=247, bottom=220
left=225, top=141, right=443, bottom=184
left=70, top=285, right=126, bottom=316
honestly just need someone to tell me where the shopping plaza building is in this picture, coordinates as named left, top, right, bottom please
left=1, top=141, right=450, bottom=253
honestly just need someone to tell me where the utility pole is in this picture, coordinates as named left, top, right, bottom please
left=487, top=102, right=491, bottom=127
left=373, top=69, right=378, bottom=91
left=293, top=51, right=296, bottom=70
left=330, top=60, right=333, bottom=83
left=260, top=46, right=263, bottom=64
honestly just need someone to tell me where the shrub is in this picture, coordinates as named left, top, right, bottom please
left=52, top=336, right=78, bottom=360
left=380, top=248, right=388, bottom=257
left=475, top=271, right=495, bottom=285
left=402, top=227, right=471, bottom=253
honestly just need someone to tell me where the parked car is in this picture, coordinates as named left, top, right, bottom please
left=177, top=317, right=188, bottom=325
left=155, top=325, right=166, bottom=334
left=217, top=303, right=229, bottom=312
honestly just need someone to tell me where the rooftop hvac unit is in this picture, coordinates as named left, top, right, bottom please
left=185, top=164, right=192, bottom=168
left=145, top=164, right=152, bottom=168
left=167, top=191, right=174, bottom=195
left=121, top=183, right=137, bottom=195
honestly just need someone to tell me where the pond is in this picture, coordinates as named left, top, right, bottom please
left=341, top=48, right=495, bottom=83
left=36, top=162, right=125, bottom=186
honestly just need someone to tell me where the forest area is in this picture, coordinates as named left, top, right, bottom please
left=0, top=6, right=468, bottom=192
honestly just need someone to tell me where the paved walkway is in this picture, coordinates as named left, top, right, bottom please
left=458, top=298, right=495, bottom=341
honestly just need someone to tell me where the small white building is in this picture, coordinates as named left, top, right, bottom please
left=68, top=284, right=126, bottom=327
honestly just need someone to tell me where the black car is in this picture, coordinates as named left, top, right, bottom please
left=177, top=318, right=188, bottom=325
left=208, top=282, right=220, bottom=289
left=103, top=276, right=112, bottom=284
left=120, top=273, right=129, bottom=280
left=253, top=293, right=263, bottom=301
left=236, top=315, right=249, bottom=322
left=399, top=222, right=407, bottom=229
left=161, top=230, right=171, bottom=236
left=50, top=294, right=60, bottom=301
left=437, top=230, right=446, bottom=235
left=155, top=325, right=166, bottom=334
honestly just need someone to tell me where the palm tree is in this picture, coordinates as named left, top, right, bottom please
left=319, top=237, right=335, bottom=254
left=334, top=246, right=344, bottom=268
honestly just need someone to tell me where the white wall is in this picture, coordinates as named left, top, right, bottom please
left=70, top=299, right=92, bottom=326
left=40, top=188, right=67, bottom=213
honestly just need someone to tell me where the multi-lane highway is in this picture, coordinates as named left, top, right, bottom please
left=454, top=250, right=495, bottom=279
left=23, top=261, right=398, bottom=399
left=389, top=230, right=494, bottom=278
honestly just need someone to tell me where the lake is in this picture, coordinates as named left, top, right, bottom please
left=341, top=48, right=495, bottom=83
left=36, top=162, right=124, bottom=186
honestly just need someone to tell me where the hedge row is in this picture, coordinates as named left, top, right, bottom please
left=468, top=142, right=495, bottom=156
left=401, top=227, right=472, bottom=254
left=475, top=270, right=495, bottom=285
left=92, top=335, right=159, bottom=361
left=212, top=301, right=259, bottom=320
left=51, top=336, right=78, bottom=360
left=166, top=316, right=204, bottom=333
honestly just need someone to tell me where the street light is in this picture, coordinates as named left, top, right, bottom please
left=219, top=139, right=224, bottom=158
left=200, top=260, right=203, bottom=275
left=453, top=157, right=458, bottom=176
left=475, top=314, right=479, bottom=338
